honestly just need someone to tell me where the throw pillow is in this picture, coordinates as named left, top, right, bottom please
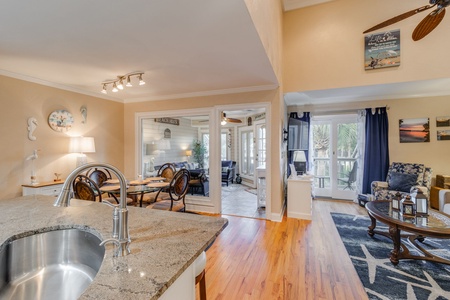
left=388, top=172, right=418, bottom=193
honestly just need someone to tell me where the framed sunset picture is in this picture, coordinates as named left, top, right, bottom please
left=399, top=118, right=430, bottom=143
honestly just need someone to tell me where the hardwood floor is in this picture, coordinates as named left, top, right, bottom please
left=199, top=198, right=368, bottom=300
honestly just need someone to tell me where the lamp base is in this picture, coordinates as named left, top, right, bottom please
left=76, top=155, right=87, bottom=167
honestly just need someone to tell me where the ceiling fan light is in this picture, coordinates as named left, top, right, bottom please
left=126, top=76, right=132, bottom=87
left=101, top=84, right=107, bottom=94
left=112, top=82, right=118, bottom=92
left=221, top=120, right=227, bottom=126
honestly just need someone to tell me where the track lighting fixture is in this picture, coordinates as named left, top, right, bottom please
left=100, top=71, right=145, bottom=94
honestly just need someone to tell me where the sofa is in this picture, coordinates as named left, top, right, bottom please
left=371, top=162, right=432, bottom=201
left=189, top=171, right=209, bottom=196
left=221, top=160, right=236, bottom=186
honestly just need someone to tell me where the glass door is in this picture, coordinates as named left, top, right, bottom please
left=312, top=115, right=359, bottom=200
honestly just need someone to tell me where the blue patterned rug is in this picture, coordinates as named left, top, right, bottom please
left=331, top=213, right=450, bottom=300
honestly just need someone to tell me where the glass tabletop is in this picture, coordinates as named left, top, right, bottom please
left=367, top=200, right=450, bottom=230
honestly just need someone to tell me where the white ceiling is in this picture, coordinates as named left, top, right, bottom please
left=1, top=0, right=449, bottom=108
left=0, top=0, right=277, bottom=103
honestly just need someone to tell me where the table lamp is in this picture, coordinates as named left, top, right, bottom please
left=293, top=150, right=307, bottom=175
left=70, top=136, right=96, bottom=167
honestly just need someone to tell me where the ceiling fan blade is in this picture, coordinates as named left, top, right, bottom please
left=225, top=117, right=242, bottom=124
left=412, top=8, right=446, bottom=41
left=363, top=5, right=434, bottom=34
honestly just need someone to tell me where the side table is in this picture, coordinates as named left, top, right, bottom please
left=22, top=181, right=64, bottom=197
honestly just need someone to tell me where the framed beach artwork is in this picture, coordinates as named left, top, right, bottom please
left=364, top=30, right=400, bottom=70
left=437, top=130, right=450, bottom=141
left=399, top=118, right=430, bottom=143
left=436, top=116, right=450, bottom=127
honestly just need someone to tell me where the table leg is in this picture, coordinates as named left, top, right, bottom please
left=389, top=225, right=401, bottom=265
left=367, top=213, right=377, bottom=237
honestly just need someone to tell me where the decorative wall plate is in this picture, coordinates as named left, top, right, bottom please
left=48, top=109, right=74, bottom=132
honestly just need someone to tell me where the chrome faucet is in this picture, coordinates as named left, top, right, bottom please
left=54, top=162, right=131, bottom=257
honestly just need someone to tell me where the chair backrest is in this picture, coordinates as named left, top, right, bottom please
left=87, top=168, right=111, bottom=187
left=348, top=161, right=358, bottom=183
left=73, top=175, right=102, bottom=201
left=157, top=163, right=176, bottom=181
left=168, top=169, right=191, bottom=201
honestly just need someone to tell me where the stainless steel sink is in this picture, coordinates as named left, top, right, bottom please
left=0, top=228, right=105, bottom=300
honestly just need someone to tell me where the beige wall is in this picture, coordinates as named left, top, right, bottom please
left=0, top=76, right=124, bottom=200
left=283, top=0, right=450, bottom=93
left=289, top=95, right=450, bottom=177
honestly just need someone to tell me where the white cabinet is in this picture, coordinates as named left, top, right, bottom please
left=22, top=181, right=64, bottom=197
left=287, top=176, right=313, bottom=220
left=256, top=166, right=266, bottom=208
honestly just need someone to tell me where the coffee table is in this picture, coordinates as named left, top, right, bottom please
left=366, top=200, right=450, bottom=265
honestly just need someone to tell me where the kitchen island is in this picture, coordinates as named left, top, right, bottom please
left=0, top=195, right=228, bottom=299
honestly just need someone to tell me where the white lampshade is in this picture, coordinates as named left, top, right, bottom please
left=70, top=136, right=96, bottom=153
left=186, top=150, right=192, bottom=157
left=293, top=150, right=306, bottom=162
left=146, top=142, right=159, bottom=155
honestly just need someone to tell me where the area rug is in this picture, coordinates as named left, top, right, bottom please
left=331, top=213, right=450, bottom=300
left=245, top=188, right=257, bottom=195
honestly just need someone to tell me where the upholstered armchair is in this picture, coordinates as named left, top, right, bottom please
left=371, top=162, right=432, bottom=201
left=221, top=161, right=236, bottom=186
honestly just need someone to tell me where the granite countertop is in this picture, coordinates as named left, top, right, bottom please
left=0, top=195, right=228, bottom=299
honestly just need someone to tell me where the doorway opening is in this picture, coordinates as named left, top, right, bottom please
left=220, top=107, right=267, bottom=219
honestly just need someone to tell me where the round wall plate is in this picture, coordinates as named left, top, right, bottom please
left=48, top=109, right=74, bottom=132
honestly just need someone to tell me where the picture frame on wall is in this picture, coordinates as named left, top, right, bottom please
left=399, top=118, right=430, bottom=143
left=436, top=116, right=450, bottom=127
left=437, top=130, right=450, bottom=141
left=364, top=30, right=400, bottom=70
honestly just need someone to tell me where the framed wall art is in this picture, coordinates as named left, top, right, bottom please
left=399, top=118, right=430, bottom=143
left=364, top=30, right=400, bottom=70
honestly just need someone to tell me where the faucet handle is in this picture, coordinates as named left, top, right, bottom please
left=100, top=238, right=121, bottom=257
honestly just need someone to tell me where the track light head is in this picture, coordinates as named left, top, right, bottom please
left=112, top=82, right=118, bottom=92
left=117, top=78, right=124, bottom=90
left=138, top=74, right=145, bottom=85
left=126, top=76, right=132, bottom=87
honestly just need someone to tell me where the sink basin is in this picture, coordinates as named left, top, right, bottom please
left=0, top=228, right=105, bottom=300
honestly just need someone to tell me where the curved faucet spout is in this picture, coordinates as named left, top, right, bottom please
left=54, top=162, right=131, bottom=256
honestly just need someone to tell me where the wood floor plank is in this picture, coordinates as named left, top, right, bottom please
left=199, top=199, right=368, bottom=300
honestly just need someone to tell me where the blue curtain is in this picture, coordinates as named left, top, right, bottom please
left=287, top=112, right=310, bottom=177
left=362, top=107, right=390, bottom=194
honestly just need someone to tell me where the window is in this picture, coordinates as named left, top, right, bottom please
left=240, top=129, right=254, bottom=177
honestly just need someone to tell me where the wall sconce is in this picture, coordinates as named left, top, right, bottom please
left=70, top=136, right=96, bottom=167
left=283, top=129, right=288, bottom=142
left=101, top=71, right=145, bottom=94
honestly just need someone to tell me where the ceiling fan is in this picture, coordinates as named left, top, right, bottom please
left=363, top=0, right=450, bottom=41
left=221, top=112, right=242, bottom=125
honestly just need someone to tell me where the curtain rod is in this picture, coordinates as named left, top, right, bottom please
left=290, top=105, right=390, bottom=116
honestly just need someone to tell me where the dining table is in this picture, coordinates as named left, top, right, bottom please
left=100, top=176, right=169, bottom=207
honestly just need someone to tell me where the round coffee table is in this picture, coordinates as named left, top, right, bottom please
left=366, top=200, right=450, bottom=265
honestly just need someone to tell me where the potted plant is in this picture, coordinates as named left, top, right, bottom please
left=192, top=140, right=207, bottom=168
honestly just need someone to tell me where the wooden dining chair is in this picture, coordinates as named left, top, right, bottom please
left=146, top=169, right=190, bottom=212
left=87, top=168, right=112, bottom=188
left=157, top=163, right=176, bottom=182
left=73, top=175, right=103, bottom=201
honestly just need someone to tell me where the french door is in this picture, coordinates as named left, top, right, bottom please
left=311, top=115, right=359, bottom=200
